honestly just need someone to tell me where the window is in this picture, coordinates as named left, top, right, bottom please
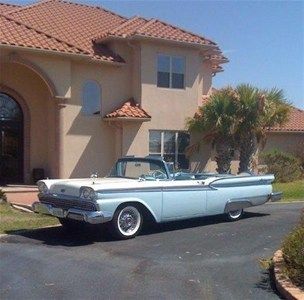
left=82, top=81, right=101, bottom=115
left=157, top=54, right=185, bottom=89
left=109, top=159, right=168, bottom=180
left=149, top=130, right=190, bottom=169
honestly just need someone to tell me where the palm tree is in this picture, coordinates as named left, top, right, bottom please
left=236, top=84, right=290, bottom=173
left=187, top=88, right=239, bottom=173
left=235, top=84, right=262, bottom=173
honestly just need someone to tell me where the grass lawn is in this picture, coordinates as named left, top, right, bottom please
left=0, top=202, right=59, bottom=234
left=273, top=180, right=304, bottom=202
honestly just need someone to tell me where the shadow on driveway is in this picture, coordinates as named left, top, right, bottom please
left=255, top=268, right=284, bottom=299
left=2, top=211, right=270, bottom=247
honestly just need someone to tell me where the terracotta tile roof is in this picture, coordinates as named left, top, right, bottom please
left=98, top=16, right=148, bottom=39
left=104, top=98, right=151, bottom=120
left=4, top=0, right=126, bottom=63
left=209, top=54, right=228, bottom=63
left=0, top=2, right=20, bottom=14
left=211, top=65, right=224, bottom=73
left=269, top=107, right=304, bottom=132
left=1, top=0, right=226, bottom=70
left=94, top=14, right=227, bottom=73
left=0, top=14, right=85, bottom=55
left=95, top=16, right=216, bottom=46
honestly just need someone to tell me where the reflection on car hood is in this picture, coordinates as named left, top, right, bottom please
left=44, top=177, right=136, bottom=196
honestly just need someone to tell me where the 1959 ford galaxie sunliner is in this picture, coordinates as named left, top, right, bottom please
left=33, top=156, right=282, bottom=239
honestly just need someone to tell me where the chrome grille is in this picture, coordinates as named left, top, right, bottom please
left=40, top=196, right=97, bottom=212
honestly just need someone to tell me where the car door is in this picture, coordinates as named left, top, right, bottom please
left=161, top=180, right=207, bottom=221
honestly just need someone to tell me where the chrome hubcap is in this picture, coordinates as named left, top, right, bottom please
left=229, top=209, right=242, bottom=218
left=118, top=206, right=141, bottom=236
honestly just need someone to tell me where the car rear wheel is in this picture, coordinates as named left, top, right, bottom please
left=110, top=204, right=143, bottom=240
left=226, top=209, right=244, bottom=221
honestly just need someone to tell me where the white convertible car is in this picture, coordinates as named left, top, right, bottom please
left=33, top=156, right=282, bottom=239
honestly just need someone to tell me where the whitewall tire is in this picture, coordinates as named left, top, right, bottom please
left=110, top=204, right=143, bottom=239
left=226, top=209, right=244, bottom=221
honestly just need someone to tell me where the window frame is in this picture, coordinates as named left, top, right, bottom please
left=81, top=80, right=102, bottom=116
left=149, top=130, right=190, bottom=169
left=156, top=54, right=186, bottom=90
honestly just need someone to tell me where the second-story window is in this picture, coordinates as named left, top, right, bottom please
left=157, top=54, right=185, bottom=89
left=82, top=80, right=101, bottom=116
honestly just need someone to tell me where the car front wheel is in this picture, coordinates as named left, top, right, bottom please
left=110, top=204, right=143, bottom=239
left=226, top=209, right=244, bottom=221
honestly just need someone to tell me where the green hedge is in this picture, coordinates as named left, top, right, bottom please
left=282, top=210, right=304, bottom=288
left=261, top=149, right=302, bottom=182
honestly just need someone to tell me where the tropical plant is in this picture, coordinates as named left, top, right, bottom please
left=282, top=209, right=304, bottom=287
left=235, top=84, right=290, bottom=173
left=261, top=149, right=302, bottom=182
left=292, top=141, right=304, bottom=176
left=187, top=87, right=239, bottom=173
left=234, top=84, right=261, bottom=173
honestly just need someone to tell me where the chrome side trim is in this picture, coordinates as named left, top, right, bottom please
left=224, top=194, right=271, bottom=213
left=224, top=201, right=252, bottom=213
left=231, top=194, right=270, bottom=206
left=98, top=185, right=211, bottom=194
left=209, top=174, right=274, bottom=188
left=162, top=186, right=211, bottom=192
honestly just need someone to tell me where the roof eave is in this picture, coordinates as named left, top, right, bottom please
left=211, top=58, right=229, bottom=64
left=0, top=44, right=125, bottom=66
left=103, top=117, right=151, bottom=122
left=132, top=34, right=217, bottom=49
left=95, top=34, right=217, bottom=50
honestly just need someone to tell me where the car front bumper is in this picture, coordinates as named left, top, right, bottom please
left=32, top=202, right=112, bottom=224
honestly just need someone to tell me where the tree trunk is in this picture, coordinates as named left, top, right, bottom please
left=215, top=138, right=234, bottom=174
left=238, top=132, right=256, bottom=173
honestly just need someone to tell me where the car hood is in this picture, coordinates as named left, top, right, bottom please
left=43, top=177, right=136, bottom=197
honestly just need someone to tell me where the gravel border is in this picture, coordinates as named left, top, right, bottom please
left=273, top=249, right=304, bottom=300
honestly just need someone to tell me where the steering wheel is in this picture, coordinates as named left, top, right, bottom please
left=148, top=170, right=167, bottom=179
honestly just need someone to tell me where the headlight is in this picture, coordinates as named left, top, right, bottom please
left=79, top=187, right=96, bottom=201
left=37, top=182, right=49, bottom=194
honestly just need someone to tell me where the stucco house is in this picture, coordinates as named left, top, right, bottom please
left=0, top=0, right=229, bottom=184
left=0, top=0, right=303, bottom=185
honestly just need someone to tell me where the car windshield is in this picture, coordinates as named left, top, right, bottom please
left=109, top=159, right=169, bottom=180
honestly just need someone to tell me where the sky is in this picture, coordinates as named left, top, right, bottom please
left=7, top=0, right=304, bottom=109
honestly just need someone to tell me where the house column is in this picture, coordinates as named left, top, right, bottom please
left=54, top=96, right=68, bottom=179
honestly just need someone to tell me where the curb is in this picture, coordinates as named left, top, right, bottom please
left=11, top=204, right=33, bottom=213
left=267, top=201, right=304, bottom=205
left=273, top=249, right=304, bottom=300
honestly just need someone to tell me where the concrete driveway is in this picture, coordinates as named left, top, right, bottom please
left=0, top=202, right=303, bottom=300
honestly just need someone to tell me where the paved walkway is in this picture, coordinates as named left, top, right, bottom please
left=1, top=185, right=38, bottom=207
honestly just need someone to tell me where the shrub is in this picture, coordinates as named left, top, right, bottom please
left=0, top=189, right=7, bottom=203
left=261, top=149, right=302, bottom=182
left=292, top=141, right=304, bottom=177
left=282, top=209, right=304, bottom=288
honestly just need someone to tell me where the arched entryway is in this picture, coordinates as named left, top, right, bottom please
left=0, top=93, right=24, bottom=183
